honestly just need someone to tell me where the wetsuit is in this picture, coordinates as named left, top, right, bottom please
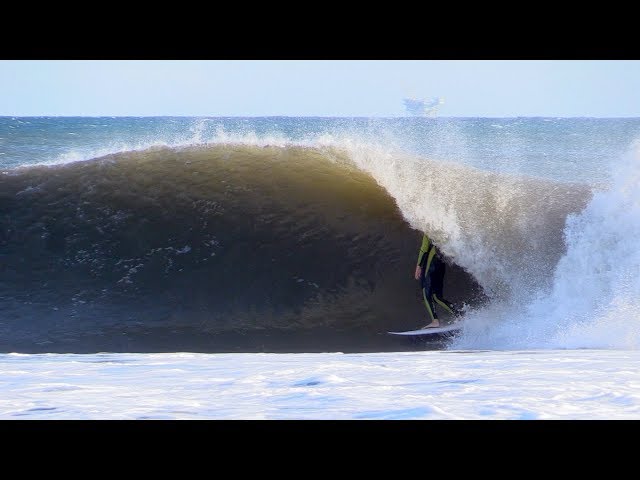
left=417, top=233, right=458, bottom=323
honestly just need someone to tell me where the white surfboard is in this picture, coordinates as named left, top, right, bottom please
left=388, top=322, right=463, bottom=336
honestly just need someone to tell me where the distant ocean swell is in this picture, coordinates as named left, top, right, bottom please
left=0, top=142, right=595, bottom=352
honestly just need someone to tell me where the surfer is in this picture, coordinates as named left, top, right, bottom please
left=414, top=233, right=459, bottom=329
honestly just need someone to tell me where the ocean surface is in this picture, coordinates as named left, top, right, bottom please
left=3, top=350, right=640, bottom=419
left=2, top=116, right=639, bottom=419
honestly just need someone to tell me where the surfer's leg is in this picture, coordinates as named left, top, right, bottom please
left=421, top=263, right=439, bottom=328
left=433, top=294, right=457, bottom=316
left=431, top=256, right=458, bottom=317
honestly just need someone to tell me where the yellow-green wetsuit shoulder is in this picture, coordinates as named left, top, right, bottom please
left=417, top=233, right=432, bottom=266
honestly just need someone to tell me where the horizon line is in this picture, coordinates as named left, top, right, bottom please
left=2, top=114, right=640, bottom=119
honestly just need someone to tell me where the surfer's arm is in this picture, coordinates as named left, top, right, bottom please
left=414, top=233, right=431, bottom=280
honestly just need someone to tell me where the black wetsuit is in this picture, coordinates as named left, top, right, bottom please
left=417, top=233, right=458, bottom=323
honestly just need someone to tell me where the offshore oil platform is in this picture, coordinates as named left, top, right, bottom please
left=402, top=97, right=444, bottom=117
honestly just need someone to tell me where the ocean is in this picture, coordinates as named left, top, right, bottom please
left=1, top=116, right=639, bottom=419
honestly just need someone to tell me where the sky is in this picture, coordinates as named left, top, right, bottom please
left=2, top=349, right=640, bottom=419
left=1, top=60, right=639, bottom=117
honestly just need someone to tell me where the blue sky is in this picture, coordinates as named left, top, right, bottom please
left=1, top=60, right=639, bottom=117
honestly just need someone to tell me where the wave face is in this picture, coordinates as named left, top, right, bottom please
left=2, top=117, right=639, bottom=353
left=1, top=144, right=485, bottom=352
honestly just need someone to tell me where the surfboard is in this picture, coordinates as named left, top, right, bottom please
left=388, top=322, right=463, bottom=336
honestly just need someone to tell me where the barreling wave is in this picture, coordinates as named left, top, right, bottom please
left=0, top=141, right=593, bottom=353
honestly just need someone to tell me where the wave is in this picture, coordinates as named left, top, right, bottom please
left=0, top=142, right=594, bottom=352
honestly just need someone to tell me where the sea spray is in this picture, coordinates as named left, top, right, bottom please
left=452, top=143, right=640, bottom=349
